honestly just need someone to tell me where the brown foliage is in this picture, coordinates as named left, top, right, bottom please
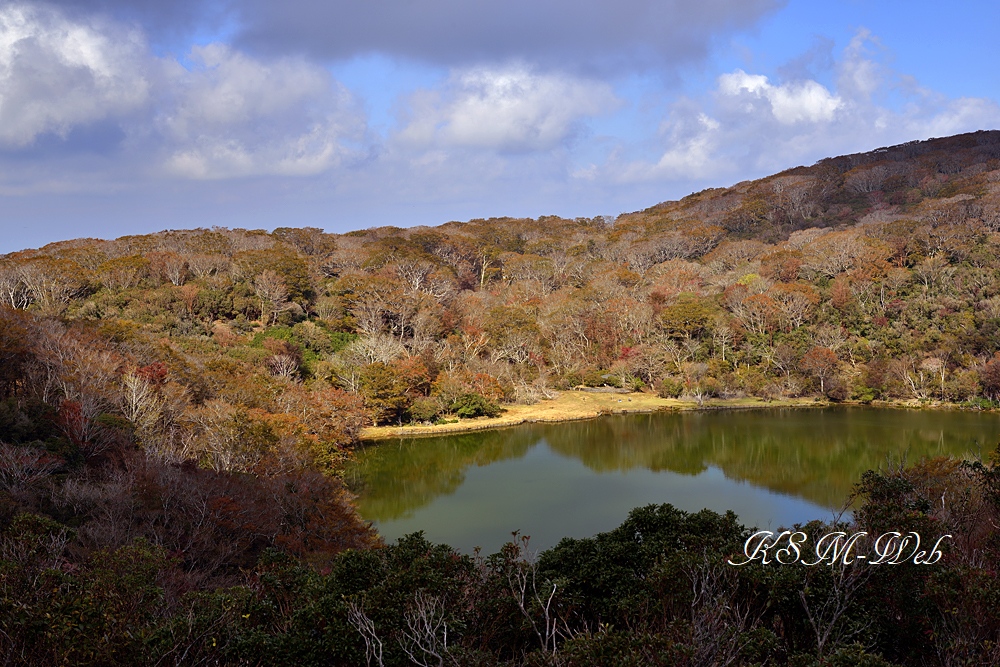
left=979, top=353, right=1000, bottom=400
left=800, top=347, right=839, bottom=394
left=61, top=455, right=376, bottom=584
left=0, top=307, right=30, bottom=398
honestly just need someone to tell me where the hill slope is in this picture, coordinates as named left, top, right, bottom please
left=3, top=130, right=1000, bottom=665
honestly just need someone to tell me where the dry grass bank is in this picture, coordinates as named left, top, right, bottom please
left=359, top=391, right=824, bottom=440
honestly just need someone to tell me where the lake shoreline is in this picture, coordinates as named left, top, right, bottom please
left=359, top=392, right=994, bottom=441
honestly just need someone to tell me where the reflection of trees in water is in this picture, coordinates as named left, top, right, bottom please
left=543, top=416, right=711, bottom=475
left=349, top=408, right=1000, bottom=520
left=346, top=427, right=544, bottom=520
left=546, top=408, right=997, bottom=508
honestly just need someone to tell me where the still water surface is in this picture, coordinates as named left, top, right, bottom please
left=344, top=407, right=1000, bottom=553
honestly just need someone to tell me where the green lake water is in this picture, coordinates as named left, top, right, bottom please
left=344, top=407, right=1000, bottom=553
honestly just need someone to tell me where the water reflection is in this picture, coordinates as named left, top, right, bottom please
left=345, top=407, right=1000, bottom=552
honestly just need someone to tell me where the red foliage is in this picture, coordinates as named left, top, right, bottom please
left=135, top=362, right=169, bottom=387
left=830, top=277, right=854, bottom=312
left=57, top=400, right=88, bottom=447
left=390, top=356, right=432, bottom=396
left=76, top=456, right=378, bottom=584
left=263, top=337, right=301, bottom=360
left=583, top=311, right=620, bottom=366
left=470, top=372, right=507, bottom=402
left=980, top=354, right=1000, bottom=400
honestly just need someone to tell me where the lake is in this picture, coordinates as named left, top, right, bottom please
left=344, top=406, right=1000, bottom=553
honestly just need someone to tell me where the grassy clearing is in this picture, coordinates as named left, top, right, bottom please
left=359, top=391, right=824, bottom=440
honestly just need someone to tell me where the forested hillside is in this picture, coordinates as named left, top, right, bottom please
left=4, top=130, right=1000, bottom=664
left=6, top=131, right=1000, bottom=436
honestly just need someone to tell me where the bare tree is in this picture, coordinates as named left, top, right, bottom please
left=330, top=341, right=372, bottom=393
left=770, top=286, right=818, bottom=330
left=252, top=270, right=290, bottom=325
left=712, top=323, right=734, bottom=362
left=503, top=534, right=562, bottom=655
left=187, top=254, right=229, bottom=278
left=398, top=592, right=453, bottom=667
left=920, top=357, right=947, bottom=398
left=359, top=334, right=407, bottom=365
left=660, top=339, right=694, bottom=374
left=799, top=561, right=872, bottom=659
left=914, top=254, right=954, bottom=294
left=682, top=362, right=710, bottom=406
left=686, top=558, right=759, bottom=667
left=0, top=444, right=61, bottom=494
left=814, top=325, right=848, bottom=353
left=890, top=356, right=930, bottom=399
left=186, top=400, right=271, bottom=473
left=149, top=251, right=188, bottom=286
left=18, top=259, right=83, bottom=313
left=802, top=231, right=866, bottom=278
left=120, top=371, right=163, bottom=433
left=346, top=600, right=385, bottom=667
left=394, top=258, right=438, bottom=295
left=846, top=164, right=891, bottom=193
left=267, top=354, right=299, bottom=379
left=0, top=262, right=30, bottom=309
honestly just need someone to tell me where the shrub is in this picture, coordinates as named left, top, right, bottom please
left=700, top=376, right=722, bottom=398
left=450, top=393, right=501, bottom=419
left=583, top=369, right=621, bottom=388
left=560, top=372, right=583, bottom=389
left=657, top=377, right=684, bottom=399
left=851, top=384, right=877, bottom=403
left=409, top=396, right=441, bottom=423
left=625, top=375, right=645, bottom=392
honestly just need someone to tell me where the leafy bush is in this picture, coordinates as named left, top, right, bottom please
left=560, top=372, right=583, bottom=389
left=657, top=377, right=683, bottom=398
left=962, top=396, right=996, bottom=410
left=583, top=369, right=622, bottom=388
left=450, top=393, right=501, bottom=418
left=408, top=396, right=440, bottom=423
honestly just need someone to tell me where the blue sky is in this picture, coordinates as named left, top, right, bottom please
left=1, top=0, right=998, bottom=253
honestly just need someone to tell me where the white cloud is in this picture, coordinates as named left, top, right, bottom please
left=613, top=30, right=1000, bottom=185
left=397, top=66, right=620, bottom=153
left=837, top=28, right=884, bottom=100
left=0, top=4, right=369, bottom=182
left=917, top=97, right=1000, bottom=138
left=159, top=44, right=367, bottom=179
left=655, top=113, right=720, bottom=175
left=0, top=3, right=149, bottom=147
left=3, top=4, right=1000, bottom=257
left=718, top=70, right=842, bottom=124
left=614, top=106, right=721, bottom=181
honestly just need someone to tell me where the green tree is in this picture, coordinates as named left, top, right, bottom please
left=359, top=358, right=431, bottom=425
left=659, top=293, right=714, bottom=339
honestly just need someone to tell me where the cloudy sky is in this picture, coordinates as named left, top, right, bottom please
left=1, top=0, right=998, bottom=253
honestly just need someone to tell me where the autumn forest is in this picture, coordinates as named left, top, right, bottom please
left=4, top=131, right=1000, bottom=665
